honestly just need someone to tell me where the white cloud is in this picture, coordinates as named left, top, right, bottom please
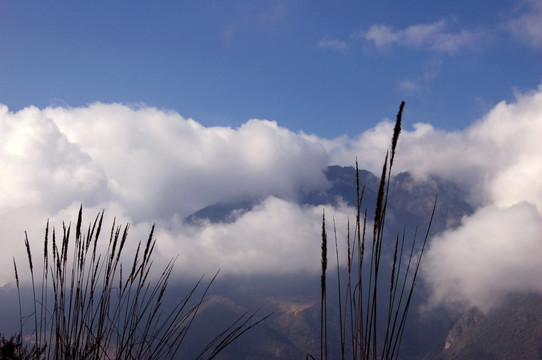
left=507, top=0, right=542, bottom=49
left=362, top=20, right=479, bottom=54
left=423, top=203, right=542, bottom=312
left=3, top=83, right=542, bottom=313
left=40, top=103, right=331, bottom=221
left=321, top=85, right=542, bottom=311
left=330, top=85, right=542, bottom=207
left=317, top=35, right=350, bottom=51
left=410, top=85, right=542, bottom=311
left=363, top=24, right=399, bottom=49
left=0, top=102, right=337, bottom=285
left=361, top=3, right=542, bottom=54
left=157, top=197, right=353, bottom=278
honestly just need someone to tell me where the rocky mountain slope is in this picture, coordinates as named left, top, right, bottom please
left=437, top=293, right=542, bottom=360
left=181, top=165, right=474, bottom=359
left=3, top=165, right=540, bottom=359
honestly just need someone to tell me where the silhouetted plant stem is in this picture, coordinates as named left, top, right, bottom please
left=334, top=218, right=346, bottom=360
left=13, top=206, right=267, bottom=360
left=321, top=209, right=328, bottom=360
left=312, top=101, right=436, bottom=360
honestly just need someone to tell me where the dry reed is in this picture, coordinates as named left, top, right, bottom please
left=310, top=101, right=437, bottom=360
left=12, top=207, right=268, bottom=360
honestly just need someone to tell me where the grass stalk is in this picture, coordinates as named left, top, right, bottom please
left=321, top=209, right=328, bottom=360
left=12, top=206, right=266, bottom=360
left=311, top=101, right=437, bottom=360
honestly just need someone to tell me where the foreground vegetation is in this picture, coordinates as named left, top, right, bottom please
left=6, top=208, right=268, bottom=360
left=311, top=102, right=437, bottom=360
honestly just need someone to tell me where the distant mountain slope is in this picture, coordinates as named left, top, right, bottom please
left=11, top=165, right=538, bottom=360
left=437, top=293, right=542, bottom=360
left=186, top=165, right=473, bottom=236
left=181, top=166, right=542, bottom=359
left=181, top=166, right=476, bottom=358
left=183, top=285, right=542, bottom=360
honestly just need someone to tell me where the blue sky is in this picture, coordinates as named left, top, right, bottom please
left=2, top=0, right=541, bottom=137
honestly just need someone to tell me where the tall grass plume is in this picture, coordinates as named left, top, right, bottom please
left=12, top=207, right=268, bottom=360
left=310, top=101, right=437, bottom=360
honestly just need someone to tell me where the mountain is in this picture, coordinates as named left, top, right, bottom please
left=436, top=293, right=542, bottom=360
left=183, top=166, right=542, bottom=359
left=4, top=165, right=539, bottom=359
left=186, top=165, right=472, bottom=236
left=179, top=165, right=474, bottom=359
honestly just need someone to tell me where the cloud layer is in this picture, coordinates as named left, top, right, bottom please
left=424, top=202, right=542, bottom=312
left=2, top=84, right=542, bottom=314
left=305, top=84, right=542, bottom=312
left=418, top=86, right=542, bottom=311
left=0, top=102, right=341, bottom=285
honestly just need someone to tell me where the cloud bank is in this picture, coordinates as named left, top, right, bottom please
left=0, top=102, right=342, bottom=284
left=309, top=85, right=542, bottom=312
left=2, top=84, right=542, bottom=314
left=417, top=86, right=542, bottom=311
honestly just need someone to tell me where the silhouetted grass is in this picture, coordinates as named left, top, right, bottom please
left=0, top=333, right=39, bottom=360
left=12, top=207, right=268, bottom=360
left=310, top=102, right=437, bottom=360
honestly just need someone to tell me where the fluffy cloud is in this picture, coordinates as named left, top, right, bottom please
left=0, top=102, right=339, bottom=285
left=410, top=86, right=542, bottom=311
left=423, top=203, right=542, bottom=312
left=331, top=85, right=542, bottom=207
left=361, top=20, right=479, bottom=54
left=29, top=103, right=331, bottom=221
left=156, top=197, right=352, bottom=278
left=321, top=85, right=542, bottom=311
left=2, top=84, right=542, bottom=313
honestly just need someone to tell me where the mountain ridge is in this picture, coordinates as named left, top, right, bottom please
left=186, top=165, right=472, bottom=237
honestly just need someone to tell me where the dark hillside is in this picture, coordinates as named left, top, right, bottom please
left=437, top=293, right=542, bottom=360
left=187, top=165, right=473, bottom=237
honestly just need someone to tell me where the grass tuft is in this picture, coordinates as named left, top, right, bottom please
left=12, top=208, right=266, bottom=360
